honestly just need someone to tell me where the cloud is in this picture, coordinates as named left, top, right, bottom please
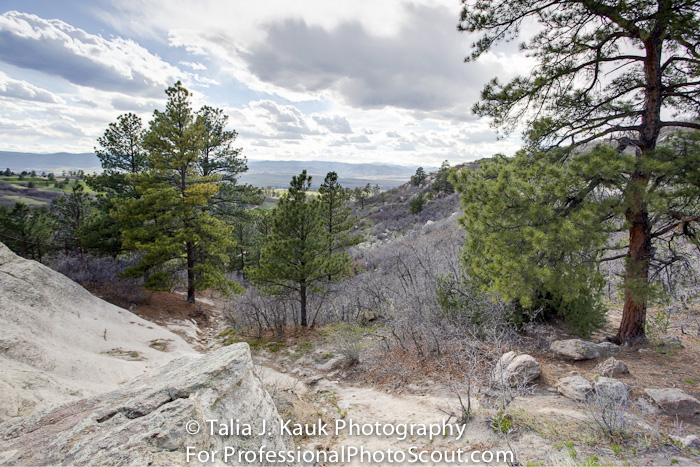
left=180, top=61, right=207, bottom=70
left=312, top=114, right=352, bottom=133
left=249, top=99, right=318, bottom=137
left=239, top=4, right=502, bottom=113
left=0, top=11, right=181, bottom=96
left=0, top=71, right=63, bottom=103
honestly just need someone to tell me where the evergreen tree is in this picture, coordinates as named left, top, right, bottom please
left=117, top=82, right=239, bottom=304
left=458, top=0, right=700, bottom=343
left=51, top=182, right=95, bottom=254
left=411, top=167, right=426, bottom=186
left=432, top=161, right=454, bottom=194
left=248, top=170, right=352, bottom=327
left=409, top=192, right=426, bottom=214
left=318, top=171, right=360, bottom=280
left=0, top=203, right=52, bottom=261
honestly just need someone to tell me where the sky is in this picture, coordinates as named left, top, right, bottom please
left=0, top=0, right=531, bottom=166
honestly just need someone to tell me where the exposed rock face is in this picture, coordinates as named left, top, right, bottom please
left=556, top=376, right=593, bottom=402
left=0, top=243, right=194, bottom=422
left=550, top=339, right=619, bottom=360
left=594, top=377, right=629, bottom=401
left=491, top=351, right=541, bottom=387
left=644, top=388, right=700, bottom=417
left=594, top=357, right=629, bottom=377
left=0, top=344, right=291, bottom=466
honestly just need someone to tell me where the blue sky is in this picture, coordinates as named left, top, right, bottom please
left=0, top=0, right=527, bottom=166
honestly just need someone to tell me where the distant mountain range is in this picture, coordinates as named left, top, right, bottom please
left=0, top=151, right=436, bottom=189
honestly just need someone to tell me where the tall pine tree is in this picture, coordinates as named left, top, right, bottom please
left=117, top=82, right=239, bottom=303
left=248, top=171, right=352, bottom=327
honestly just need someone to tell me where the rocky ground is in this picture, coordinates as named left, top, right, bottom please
left=2, top=245, right=699, bottom=466
left=120, top=286, right=700, bottom=466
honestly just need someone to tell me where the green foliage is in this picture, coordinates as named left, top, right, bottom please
left=458, top=0, right=700, bottom=342
left=452, top=150, right=612, bottom=336
left=319, top=171, right=360, bottom=278
left=409, top=192, right=426, bottom=214
left=116, top=82, right=242, bottom=303
left=411, top=167, right=426, bottom=186
left=51, top=182, right=96, bottom=254
left=431, top=160, right=454, bottom=194
left=352, top=183, right=371, bottom=209
left=0, top=203, right=52, bottom=260
left=95, top=112, right=147, bottom=175
left=247, top=170, right=352, bottom=327
left=490, top=410, right=513, bottom=434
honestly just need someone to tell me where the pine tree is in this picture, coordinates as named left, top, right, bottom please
left=117, top=82, right=239, bottom=303
left=248, top=171, right=352, bottom=327
left=0, top=203, right=52, bottom=261
left=457, top=0, right=700, bottom=343
left=51, top=182, right=95, bottom=254
left=432, top=161, right=454, bottom=194
left=318, top=171, right=360, bottom=280
left=411, top=167, right=426, bottom=186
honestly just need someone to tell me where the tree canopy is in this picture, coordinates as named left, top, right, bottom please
left=248, top=171, right=353, bottom=327
left=457, top=0, right=700, bottom=342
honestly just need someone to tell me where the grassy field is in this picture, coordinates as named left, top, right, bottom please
left=0, top=176, right=92, bottom=207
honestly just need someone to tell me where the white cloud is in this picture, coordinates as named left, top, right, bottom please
left=0, top=71, right=63, bottom=103
left=0, top=11, right=182, bottom=96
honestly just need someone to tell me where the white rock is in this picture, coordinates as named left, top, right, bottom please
left=551, top=339, right=619, bottom=360
left=683, top=435, right=700, bottom=448
left=594, top=377, right=629, bottom=401
left=0, top=344, right=291, bottom=466
left=491, top=351, right=541, bottom=387
left=556, top=375, right=593, bottom=402
left=644, top=388, right=700, bottom=416
left=595, top=357, right=629, bottom=377
left=0, top=242, right=194, bottom=422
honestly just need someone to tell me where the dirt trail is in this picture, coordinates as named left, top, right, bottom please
left=257, top=364, right=521, bottom=466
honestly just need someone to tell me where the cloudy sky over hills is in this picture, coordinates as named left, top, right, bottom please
left=0, top=0, right=530, bottom=166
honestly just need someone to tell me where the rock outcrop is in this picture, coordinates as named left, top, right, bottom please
left=556, top=375, right=593, bottom=402
left=594, top=377, right=629, bottom=400
left=0, top=242, right=195, bottom=421
left=0, top=344, right=291, bottom=466
left=644, top=388, right=700, bottom=417
left=491, top=351, right=541, bottom=387
left=594, top=357, right=629, bottom=377
left=550, top=339, right=619, bottom=360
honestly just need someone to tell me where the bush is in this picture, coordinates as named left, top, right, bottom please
left=332, top=323, right=365, bottom=365
left=409, top=193, right=425, bottom=214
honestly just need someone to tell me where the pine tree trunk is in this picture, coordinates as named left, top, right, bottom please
left=616, top=175, right=651, bottom=344
left=300, top=283, right=307, bottom=327
left=186, top=241, right=196, bottom=304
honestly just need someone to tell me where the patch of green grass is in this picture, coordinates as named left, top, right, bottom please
left=684, top=378, right=696, bottom=385
left=296, top=342, right=313, bottom=352
left=490, top=411, right=513, bottom=434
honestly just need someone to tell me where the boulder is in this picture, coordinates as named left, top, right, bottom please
left=556, top=375, right=593, bottom=402
left=551, top=339, right=619, bottom=360
left=0, top=242, right=194, bottom=422
left=0, top=344, right=291, bottom=466
left=594, top=377, right=629, bottom=401
left=682, top=435, right=700, bottom=449
left=491, top=351, right=541, bottom=387
left=644, top=388, right=700, bottom=417
left=594, top=357, right=629, bottom=377
left=657, top=334, right=683, bottom=348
